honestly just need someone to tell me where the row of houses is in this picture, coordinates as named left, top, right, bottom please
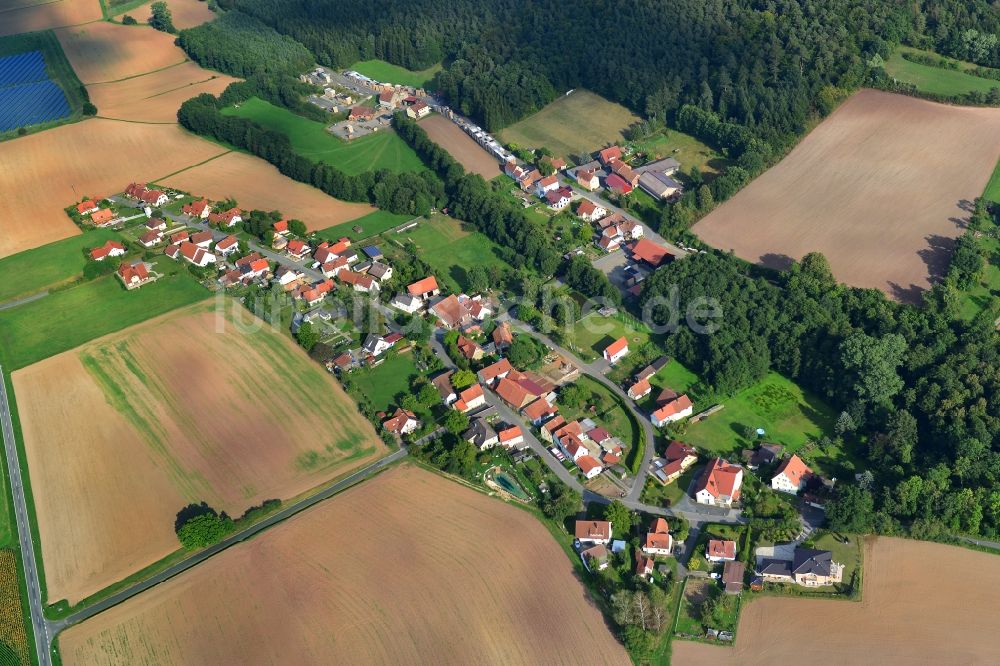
left=571, top=146, right=683, bottom=202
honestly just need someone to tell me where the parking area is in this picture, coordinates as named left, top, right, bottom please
left=593, top=251, right=649, bottom=295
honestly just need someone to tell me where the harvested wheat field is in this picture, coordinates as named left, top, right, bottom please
left=420, top=114, right=501, bottom=179
left=88, top=62, right=236, bottom=123
left=0, top=118, right=225, bottom=258
left=674, top=537, right=1000, bottom=665
left=162, top=151, right=375, bottom=229
left=13, top=301, right=385, bottom=604
left=60, top=464, right=629, bottom=666
left=0, top=0, right=100, bottom=36
left=56, top=20, right=187, bottom=84
left=694, top=90, right=1000, bottom=302
left=132, top=0, right=215, bottom=30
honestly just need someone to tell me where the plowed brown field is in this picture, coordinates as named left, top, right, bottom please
left=13, top=302, right=385, bottom=605
left=674, top=537, right=1000, bottom=665
left=162, top=151, right=376, bottom=225
left=420, top=114, right=501, bottom=179
left=693, top=90, right=1000, bottom=302
left=59, top=465, right=630, bottom=666
left=0, top=119, right=225, bottom=258
left=88, top=62, right=235, bottom=123
left=0, top=0, right=100, bottom=36
left=56, top=20, right=187, bottom=83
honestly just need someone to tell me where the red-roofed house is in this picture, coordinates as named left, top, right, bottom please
left=90, top=209, right=117, bottom=227
left=598, top=146, right=622, bottom=165
left=406, top=101, right=430, bottom=119
left=273, top=220, right=289, bottom=235
left=378, top=90, right=397, bottom=108
left=286, top=239, right=311, bottom=260
left=76, top=199, right=99, bottom=215
left=138, top=230, right=163, bottom=248
left=215, top=235, right=239, bottom=257
left=627, top=377, right=651, bottom=400
left=456, top=335, right=484, bottom=361
left=430, top=294, right=472, bottom=330
left=478, top=358, right=513, bottom=386
left=182, top=199, right=212, bottom=219
left=540, top=414, right=566, bottom=442
left=170, top=230, right=190, bottom=245
left=575, top=520, right=612, bottom=545
left=603, top=336, right=629, bottom=364
left=90, top=240, right=126, bottom=261
left=630, top=238, right=673, bottom=268
left=694, top=458, right=744, bottom=508
left=651, top=394, right=693, bottom=427
left=407, top=276, right=440, bottom=300
left=208, top=207, right=242, bottom=227
left=123, top=182, right=147, bottom=199
left=495, top=377, right=536, bottom=410
left=498, top=426, right=524, bottom=449
left=664, top=441, right=698, bottom=471
left=349, top=105, right=375, bottom=121
left=534, top=174, right=559, bottom=197
left=635, top=550, right=655, bottom=578
left=575, top=168, right=600, bottom=191
left=140, top=189, right=168, bottom=207
left=642, top=518, right=673, bottom=556
left=492, top=321, right=513, bottom=350
left=545, top=186, right=573, bottom=210
left=605, top=173, right=633, bottom=195
left=771, top=454, right=813, bottom=495
left=577, top=455, right=603, bottom=480
left=453, top=384, right=486, bottom=413
left=576, top=199, right=607, bottom=223
left=190, top=230, right=213, bottom=248
left=383, top=408, right=420, bottom=436
left=706, top=539, right=737, bottom=562
left=117, top=261, right=153, bottom=290
left=178, top=242, right=216, bottom=267
left=338, top=270, right=378, bottom=292
left=610, top=159, right=640, bottom=186
left=523, top=398, right=558, bottom=426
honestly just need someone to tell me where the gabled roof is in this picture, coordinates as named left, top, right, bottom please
left=792, top=549, right=835, bottom=576
left=431, top=371, right=455, bottom=399
left=577, top=455, right=602, bottom=475
left=536, top=174, right=558, bottom=189
left=604, top=336, right=628, bottom=358
left=431, top=294, right=471, bottom=328
left=774, top=454, right=812, bottom=486
left=708, top=539, right=736, bottom=560
left=495, top=376, right=535, bottom=408
left=628, top=378, right=651, bottom=397
left=382, top=407, right=417, bottom=435
left=652, top=395, right=692, bottom=421
left=492, top=321, right=514, bottom=346
left=407, top=276, right=439, bottom=295
left=630, top=238, right=672, bottom=267
left=479, top=358, right=513, bottom=383
left=695, top=458, right=743, bottom=500
left=577, top=199, right=603, bottom=217
left=216, top=235, right=238, bottom=251
left=664, top=440, right=696, bottom=462
left=541, top=414, right=566, bottom=434
left=575, top=520, right=611, bottom=541
left=498, top=426, right=522, bottom=444
left=598, top=146, right=622, bottom=164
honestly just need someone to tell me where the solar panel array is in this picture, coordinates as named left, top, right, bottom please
left=0, top=49, right=71, bottom=132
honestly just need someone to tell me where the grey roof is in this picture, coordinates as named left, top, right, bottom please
left=362, top=334, right=384, bottom=354
left=636, top=157, right=681, bottom=175
left=757, top=558, right=792, bottom=577
left=638, top=171, right=683, bottom=197
left=792, top=549, right=834, bottom=576
left=463, top=417, right=497, bottom=448
left=368, top=261, right=392, bottom=279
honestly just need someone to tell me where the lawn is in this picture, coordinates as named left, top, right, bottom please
left=884, top=46, right=1000, bottom=97
left=559, top=375, right=643, bottom=470
left=570, top=313, right=650, bottom=361
left=0, top=229, right=120, bottom=304
left=221, top=97, right=425, bottom=175
left=393, top=214, right=510, bottom=292
left=627, top=127, right=728, bottom=177
left=655, top=369, right=845, bottom=474
left=346, top=351, right=419, bottom=413
left=350, top=59, right=441, bottom=89
left=956, top=221, right=1000, bottom=322
left=0, top=263, right=210, bottom=370
left=640, top=467, right=696, bottom=508
left=314, top=210, right=414, bottom=242
left=499, top=89, right=640, bottom=160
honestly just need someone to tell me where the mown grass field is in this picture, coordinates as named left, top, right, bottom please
left=884, top=46, right=1000, bottom=96
left=346, top=351, right=420, bottom=413
left=570, top=313, right=650, bottom=360
left=315, top=209, right=414, bottom=241
left=628, top=128, right=728, bottom=176
left=0, top=262, right=209, bottom=370
left=393, top=214, right=509, bottom=292
left=221, top=97, right=425, bottom=175
left=350, top=59, right=441, bottom=88
left=0, top=228, right=120, bottom=304
left=499, top=89, right=639, bottom=159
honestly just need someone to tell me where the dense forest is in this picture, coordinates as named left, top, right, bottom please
left=178, top=11, right=314, bottom=77
left=641, top=249, right=1000, bottom=539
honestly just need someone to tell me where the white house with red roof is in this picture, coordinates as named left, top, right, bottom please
left=453, top=384, right=486, bottom=413
left=406, top=101, right=430, bottom=119
left=407, top=276, right=440, bottom=300
left=498, top=425, right=524, bottom=449
left=576, top=199, right=607, bottom=223
left=286, top=239, right=311, bottom=260
left=117, top=261, right=154, bottom=290
left=215, top=235, right=239, bottom=257
left=545, top=186, right=573, bottom=210
left=169, top=241, right=216, bottom=267
left=694, top=458, right=744, bottom=508
left=190, top=231, right=213, bottom=248
left=771, top=454, right=813, bottom=494
left=182, top=199, right=212, bottom=219
left=627, top=377, right=652, bottom=400
left=642, top=518, right=673, bottom=556
left=208, top=207, right=242, bottom=227
left=338, top=270, right=379, bottom=293
left=603, top=336, right=629, bottom=364
left=575, top=168, right=600, bottom=191
left=383, top=408, right=420, bottom=436
left=90, top=209, right=117, bottom=227
left=575, top=520, right=612, bottom=545
left=76, top=200, right=99, bottom=215
left=651, top=394, right=693, bottom=427
left=706, top=539, right=737, bottom=562
left=577, top=455, right=603, bottom=479
left=534, top=174, right=559, bottom=197
left=273, top=220, right=290, bottom=235
left=598, top=146, right=622, bottom=165
left=138, top=230, right=163, bottom=248
left=90, top=240, right=126, bottom=261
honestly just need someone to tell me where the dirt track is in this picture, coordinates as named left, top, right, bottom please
left=693, top=90, right=1000, bottom=302
left=59, top=464, right=630, bottom=666
left=14, top=302, right=385, bottom=605
left=420, top=114, right=501, bottom=179
left=673, top=537, right=1000, bottom=665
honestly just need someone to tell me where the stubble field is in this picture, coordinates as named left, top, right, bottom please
left=693, top=90, right=1000, bottom=302
left=56, top=20, right=187, bottom=84
left=420, top=113, right=501, bottom=178
left=59, top=464, right=630, bottom=666
left=0, top=118, right=225, bottom=258
left=0, top=0, right=100, bottom=37
left=87, top=61, right=235, bottom=123
left=130, top=0, right=216, bottom=30
left=13, top=302, right=386, bottom=605
left=162, top=151, right=377, bottom=229
left=674, top=537, right=1000, bottom=664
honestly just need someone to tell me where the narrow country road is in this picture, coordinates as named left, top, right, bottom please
left=0, top=365, right=52, bottom=666
left=0, top=291, right=48, bottom=312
